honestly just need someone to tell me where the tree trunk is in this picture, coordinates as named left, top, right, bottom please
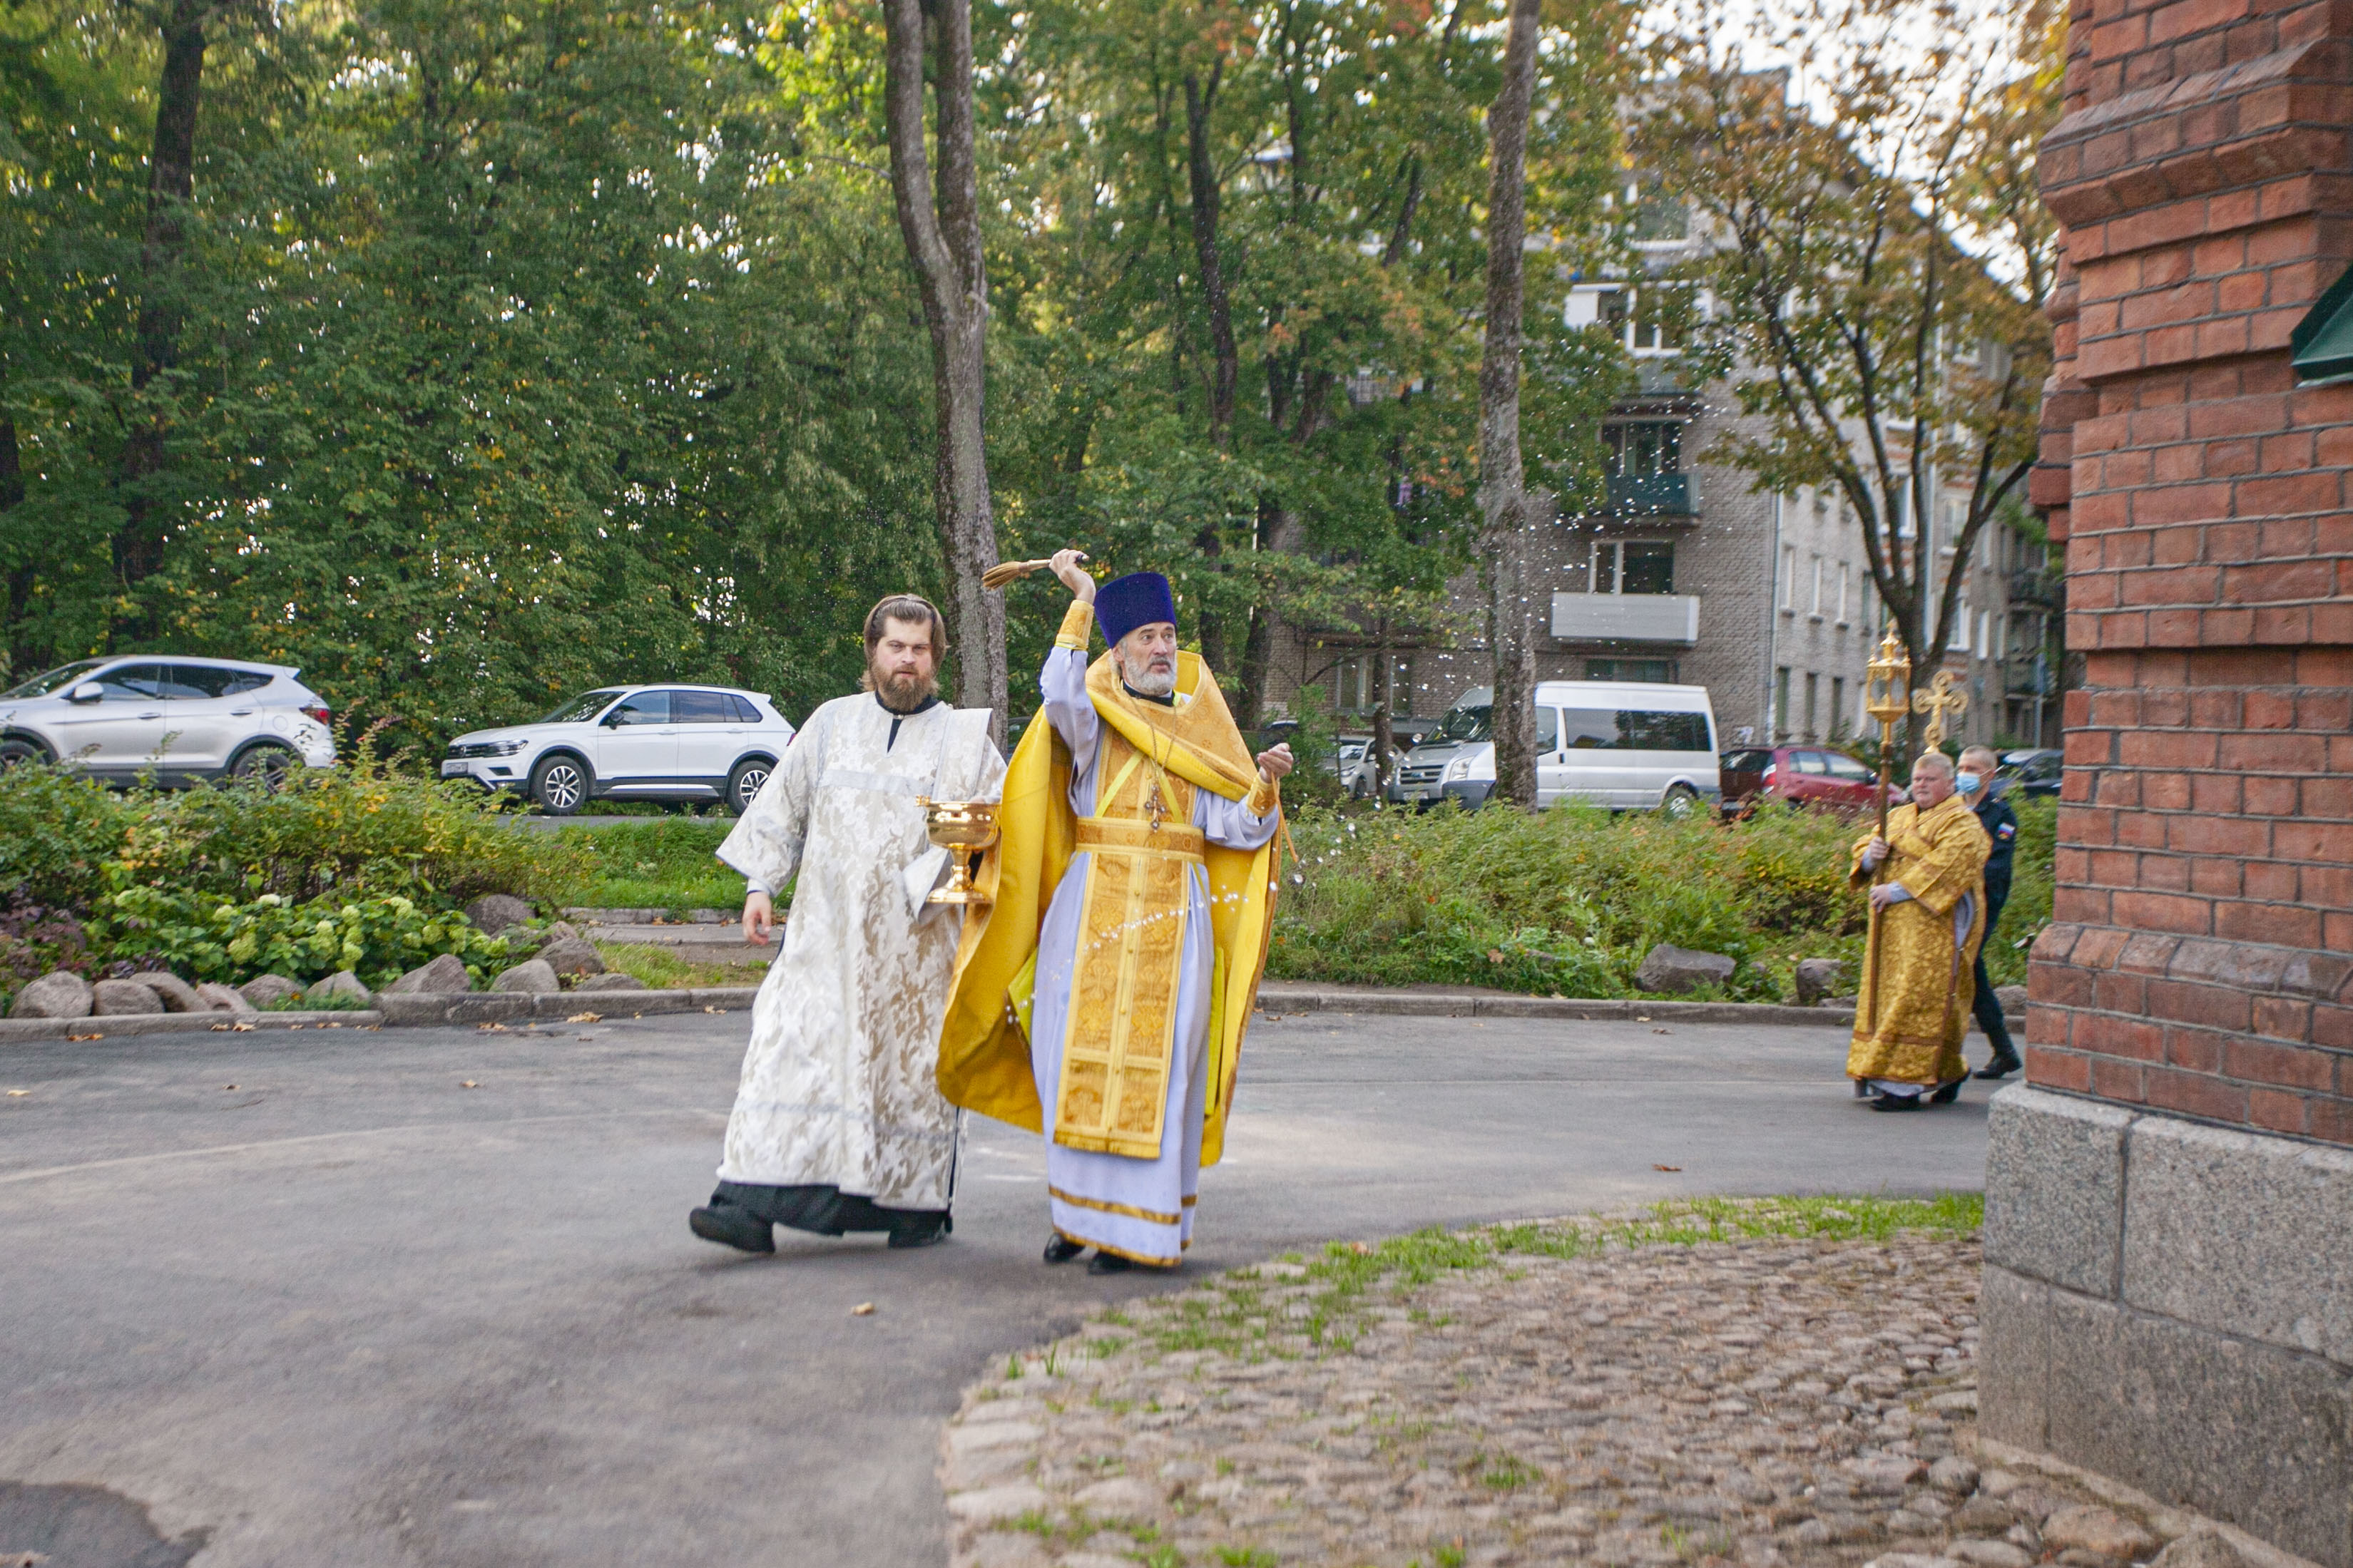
left=1370, top=616, right=1397, bottom=800
left=883, top=0, right=1006, bottom=735
left=1183, top=65, right=1237, bottom=447
left=1476, top=0, right=1543, bottom=811
left=113, top=0, right=210, bottom=595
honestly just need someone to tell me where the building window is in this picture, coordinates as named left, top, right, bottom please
left=1977, top=610, right=1991, bottom=662
left=1585, top=287, right=1684, bottom=354
left=1836, top=563, right=1851, bottom=626
left=1774, top=665, right=1791, bottom=739
left=1603, top=421, right=1681, bottom=476
left=1780, top=545, right=1798, bottom=613
left=1809, top=555, right=1824, bottom=619
left=1956, top=598, right=1970, bottom=652
left=1591, top=539, right=1675, bottom=595
left=1586, top=657, right=1677, bottom=682
left=1391, top=655, right=1415, bottom=717
left=1803, top=672, right=1819, bottom=740
left=1830, top=676, right=1846, bottom=739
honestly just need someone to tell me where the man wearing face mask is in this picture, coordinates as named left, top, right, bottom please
left=937, top=552, right=1290, bottom=1272
left=1956, top=745, right=2023, bottom=1079
left=1846, top=750, right=1992, bottom=1110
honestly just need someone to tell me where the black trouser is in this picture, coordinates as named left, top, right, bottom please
left=1971, top=888, right=2016, bottom=1060
left=710, top=1182, right=949, bottom=1240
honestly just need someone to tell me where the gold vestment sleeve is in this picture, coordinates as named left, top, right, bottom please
left=1056, top=600, right=1095, bottom=650
left=1247, top=774, right=1280, bottom=818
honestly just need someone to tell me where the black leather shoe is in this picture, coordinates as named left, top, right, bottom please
left=689, top=1203, right=775, bottom=1254
left=1086, top=1251, right=1136, bottom=1274
left=1867, top=1092, right=1925, bottom=1112
left=1929, top=1078, right=1964, bottom=1105
left=1043, top=1235, right=1086, bottom=1265
left=1975, top=1053, right=2023, bottom=1080
left=889, top=1215, right=951, bottom=1249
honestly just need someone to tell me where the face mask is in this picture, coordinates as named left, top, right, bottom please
left=1956, top=772, right=1982, bottom=794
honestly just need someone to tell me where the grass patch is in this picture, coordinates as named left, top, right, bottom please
left=1134, top=1194, right=1981, bottom=1363
left=592, top=941, right=769, bottom=990
left=542, top=821, right=748, bottom=911
left=1270, top=797, right=2053, bottom=998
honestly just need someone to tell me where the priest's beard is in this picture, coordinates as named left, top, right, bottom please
left=866, top=657, right=939, bottom=712
left=1118, top=652, right=1178, bottom=698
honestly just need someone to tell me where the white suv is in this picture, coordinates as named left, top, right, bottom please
left=0, top=657, right=337, bottom=785
left=441, top=685, right=796, bottom=816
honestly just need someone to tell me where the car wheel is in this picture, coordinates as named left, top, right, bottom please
left=228, top=744, right=300, bottom=791
left=0, top=738, right=46, bottom=770
left=1659, top=784, right=1700, bottom=820
left=531, top=754, right=590, bottom=816
left=726, top=758, right=772, bottom=816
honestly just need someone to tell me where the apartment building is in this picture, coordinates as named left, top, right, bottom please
left=1261, top=216, right=2061, bottom=754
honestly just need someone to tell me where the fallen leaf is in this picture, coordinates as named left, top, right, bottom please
left=1652, top=1027, right=1672, bottom=1035
left=703, top=1006, right=728, bottom=1015
left=850, top=1301, right=875, bottom=1317
left=67, top=1032, right=103, bottom=1042
left=477, top=1023, right=509, bottom=1032
left=231, top=1022, right=253, bottom=1032
left=567, top=1012, right=602, bottom=1023
left=1635, top=1015, right=1651, bottom=1023
left=6, top=1089, right=29, bottom=1097
left=223, top=1085, right=238, bottom=1091
left=1653, top=1164, right=1683, bottom=1172
left=210, top=1023, right=230, bottom=1032
left=461, top=1080, right=480, bottom=1089
left=1349, top=1241, right=1371, bottom=1255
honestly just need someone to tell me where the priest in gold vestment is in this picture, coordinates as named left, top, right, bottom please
left=937, top=552, right=1288, bottom=1272
left=1847, top=750, right=1992, bottom=1111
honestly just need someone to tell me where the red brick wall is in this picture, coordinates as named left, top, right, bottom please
left=2030, top=0, right=2353, bottom=1145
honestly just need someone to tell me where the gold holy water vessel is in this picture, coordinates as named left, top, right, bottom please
left=919, top=797, right=999, bottom=906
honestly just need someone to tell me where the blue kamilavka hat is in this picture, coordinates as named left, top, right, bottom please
left=1095, top=572, right=1178, bottom=645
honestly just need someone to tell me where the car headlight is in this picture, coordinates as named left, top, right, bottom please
left=1447, top=757, right=1471, bottom=780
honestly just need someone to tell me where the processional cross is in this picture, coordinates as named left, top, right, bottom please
left=1911, top=669, right=1969, bottom=754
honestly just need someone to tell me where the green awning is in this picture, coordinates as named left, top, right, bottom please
left=2290, top=262, right=2353, bottom=384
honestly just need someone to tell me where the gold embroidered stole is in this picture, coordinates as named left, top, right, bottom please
left=1053, top=727, right=1200, bottom=1158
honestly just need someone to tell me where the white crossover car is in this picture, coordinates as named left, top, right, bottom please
left=441, top=685, right=797, bottom=816
left=0, top=656, right=336, bottom=786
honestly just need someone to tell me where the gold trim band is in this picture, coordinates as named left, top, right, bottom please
left=1055, top=1227, right=1181, bottom=1267
left=1049, top=1184, right=1181, bottom=1226
left=1075, top=816, right=1205, bottom=860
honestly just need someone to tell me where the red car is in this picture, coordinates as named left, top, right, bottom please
left=1719, top=746, right=1909, bottom=816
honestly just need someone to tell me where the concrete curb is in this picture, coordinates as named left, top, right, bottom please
left=0, top=1010, right=382, bottom=1045
left=373, top=988, right=761, bottom=1027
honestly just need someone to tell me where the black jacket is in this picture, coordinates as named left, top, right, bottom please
left=1972, top=784, right=2018, bottom=914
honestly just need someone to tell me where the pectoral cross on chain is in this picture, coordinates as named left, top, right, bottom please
left=1911, top=669, right=1969, bottom=753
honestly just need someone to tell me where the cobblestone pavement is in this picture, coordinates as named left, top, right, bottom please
left=939, top=1203, right=2220, bottom=1568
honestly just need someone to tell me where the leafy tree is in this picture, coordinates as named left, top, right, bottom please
left=1638, top=0, right=2058, bottom=744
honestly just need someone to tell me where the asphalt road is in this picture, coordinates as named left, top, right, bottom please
left=0, top=1008, right=1992, bottom=1568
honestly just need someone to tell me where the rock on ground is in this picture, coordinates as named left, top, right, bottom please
left=535, top=936, right=606, bottom=977
left=941, top=1221, right=2198, bottom=1568
left=491, top=958, right=560, bottom=994
left=10, top=971, right=93, bottom=1019
left=1635, top=942, right=1737, bottom=993
left=571, top=972, right=648, bottom=993
left=383, top=953, right=471, bottom=995
left=1795, top=957, right=1853, bottom=1006
left=194, top=982, right=257, bottom=1013
left=135, top=972, right=207, bottom=1013
left=239, top=974, right=302, bottom=1008
left=2042, top=1505, right=2160, bottom=1560
left=91, top=977, right=167, bottom=1015
left=464, top=893, right=535, bottom=934
left=492, top=923, right=542, bottom=952
left=304, top=970, right=373, bottom=1005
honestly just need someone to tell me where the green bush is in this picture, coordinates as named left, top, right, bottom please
left=537, top=819, right=746, bottom=911
left=0, top=767, right=136, bottom=910
left=1269, top=797, right=2051, bottom=1000
left=85, top=882, right=512, bottom=988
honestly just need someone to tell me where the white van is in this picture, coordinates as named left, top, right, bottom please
left=1390, top=682, right=1721, bottom=816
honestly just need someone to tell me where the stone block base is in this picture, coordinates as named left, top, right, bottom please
left=1982, top=1087, right=2353, bottom=1568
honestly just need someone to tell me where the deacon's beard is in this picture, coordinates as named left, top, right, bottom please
left=867, top=662, right=939, bottom=710
left=1121, top=658, right=1178, bottom=698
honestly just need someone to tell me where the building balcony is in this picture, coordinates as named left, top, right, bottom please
left=1551, top=592, right=1701, bottom=645
left=1605, top=472, right=1697, bottom=516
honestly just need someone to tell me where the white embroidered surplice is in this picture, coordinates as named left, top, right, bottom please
left=713, top=695, right=1004, bottom=1209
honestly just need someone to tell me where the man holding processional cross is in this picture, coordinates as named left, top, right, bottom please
left=937, top=550, right=1290, bottom=1272
left=1847, top=653, right=1991, bottom=1111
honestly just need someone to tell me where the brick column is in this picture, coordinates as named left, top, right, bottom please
left=1983, top=1, right=2353, bottom=1561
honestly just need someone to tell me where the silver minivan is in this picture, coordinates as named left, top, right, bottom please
left=1392, top=682, right=1721, bottom=816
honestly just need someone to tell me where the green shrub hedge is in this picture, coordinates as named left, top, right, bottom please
left=1268, top=796, right=2055, bottom=1000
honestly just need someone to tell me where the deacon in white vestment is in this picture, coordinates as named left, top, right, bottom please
left=688, top=595, right=1004, bottom=1254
